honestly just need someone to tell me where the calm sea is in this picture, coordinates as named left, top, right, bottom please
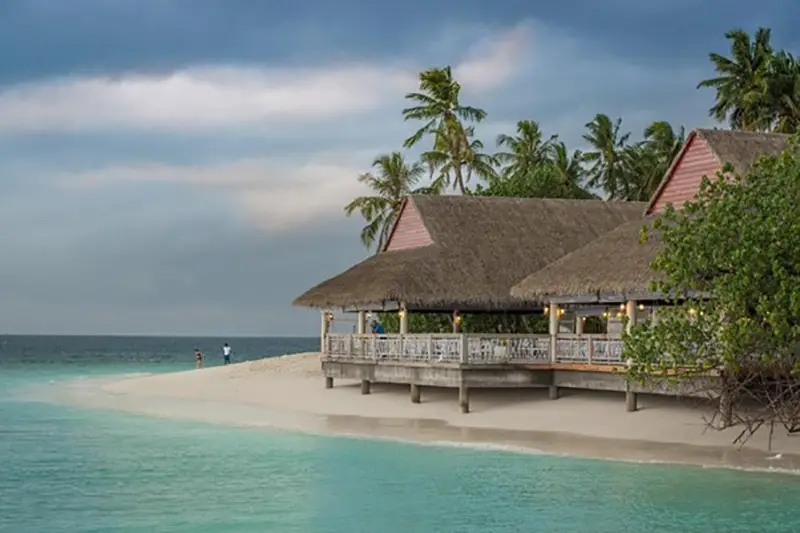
left=2, top=335, right=800, bottom=533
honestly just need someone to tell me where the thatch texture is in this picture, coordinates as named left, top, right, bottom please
left=511, top=218, right=661, bottom=299
left=294, top=195, right=645, bottom=310
left=698, top=129, right=790, bottom=175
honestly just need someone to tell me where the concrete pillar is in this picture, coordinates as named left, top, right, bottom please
left=625, top=390, right=638, bottom=412
left=360, top=379, right=371, bottom=395
left=549, top=302, right=558, bottom=363
left=459, top=384, right=470, bottom=413
left=548, top=385, right=559, bottom=400
left=399, top=303, right=408, bottom=335
left=320, top=310, right=330, bottom=354
left=325, top=376, right=334, bottom=389
left=410, top=383, right=421, bottom=403
left=357, top=311, right=366, bottom=334
left=625, top=300, right=637, bottom=333
left=452, top=310, right=460, bottom=333
left=576, top=315, right=584, bottom=335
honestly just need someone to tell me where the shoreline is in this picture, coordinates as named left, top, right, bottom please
left=44, top=352, right=800, bottom=474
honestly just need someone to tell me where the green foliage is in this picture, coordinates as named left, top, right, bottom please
left=624, top=137, right=800, bottom=384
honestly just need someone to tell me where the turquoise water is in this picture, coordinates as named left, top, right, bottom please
left=2, top=336, right=800, bottom=532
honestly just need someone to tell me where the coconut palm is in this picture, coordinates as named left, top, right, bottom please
left=421, top=124, right=497, bottom=193
left=495, top=120, right=557, bottom=179
left=402, top=66, right=488, bottom=193
left=769, top=51, right=800, bottom=133
left=344, top=152, right=426, bottom=252
left=697, top=27, right=774, bottom=131
left=551, top=142, right=593, bottom=199
left=583, top=114, right=632, bottom=199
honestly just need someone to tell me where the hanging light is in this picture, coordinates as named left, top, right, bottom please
left=454, top=314, right=463, bottom=325
left=398, top=309, right=406, bottom=319
left=637, top=303, right=645, bottom=311
left=543, top=306, right=549, bottom=314
left=619, top=303, right=625, bottom=310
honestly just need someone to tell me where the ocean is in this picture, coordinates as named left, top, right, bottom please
left=1, top=335, right=800, bottom=533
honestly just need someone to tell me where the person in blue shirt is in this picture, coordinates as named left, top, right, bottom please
left=371, top=320, right=385, bottom=334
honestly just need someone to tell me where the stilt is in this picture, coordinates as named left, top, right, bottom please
left=719, top=390, right=733, bottom=426
left=325, top=376, right=334, bottom=389
left=410, top=384, right=421, bottom=404
left=625, top=390, right=638, bottom=412
left=548, top=385, right=559, bottom=400
left=360, top=379, right=371, bottom=395
left=459, top=384, right=470, bottom=413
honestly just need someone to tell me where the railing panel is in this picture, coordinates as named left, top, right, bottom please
left=323, top=333, right=621, bottom=366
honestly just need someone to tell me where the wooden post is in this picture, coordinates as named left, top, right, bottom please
left=576, top=315, right=584, bottom=335
left=360, top=379, right=371, bottom=395
left=357, top=311, right=366, bottom=334
left=320, top=310, right=329, bottom=354
left=459, top=334, right=469, bottom=365
left=549, top=302, right=558, bottom=363
left=459, top=384, right=470, bottom=413
left=399, top=303, right=408, bottom=334
left=452, top=310, right=460, bottom=333
left=325, top=376, right=334, bottom=389
left=587, top=336, right=594, bottom=364
left=625, top=300, right=637, bottom=333
left=625, top=384, right=638, bottom=412
left=410, top=384, right=421, bottom=403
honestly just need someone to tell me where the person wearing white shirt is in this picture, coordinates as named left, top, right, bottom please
left=222, top=343, right=232, bottom=365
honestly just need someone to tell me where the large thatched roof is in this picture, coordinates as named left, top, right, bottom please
left=511, top=218, right=661, bottom=299
left=647, top=129, right=790, bottom=214
left=294, top=195, right=645, bottom=311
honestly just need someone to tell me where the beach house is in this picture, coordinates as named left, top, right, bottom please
left=294, top=129, right=790, bottom=412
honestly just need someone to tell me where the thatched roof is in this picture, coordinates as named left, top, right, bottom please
left=511, top=218, right=661, bottom=299
left=647, top=129, right=790, bottom=214
left=294, top=195, right=645, bottom=311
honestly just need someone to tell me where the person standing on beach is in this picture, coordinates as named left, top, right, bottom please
left=194, top=349, right=203, bottom=369
left=222, top=343, right=232, bottom=365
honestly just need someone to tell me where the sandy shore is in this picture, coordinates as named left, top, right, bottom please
left=56, top=352, right=800, bottom=472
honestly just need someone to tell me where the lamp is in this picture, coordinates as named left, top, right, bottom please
left=454, top=314, right=463, bottom=325
left=637, top=303, right=645, bottom=311
left=398, top=309, right=406, bottom=319
left=543, top=306, right=549, bottom=314
left=619, top=303, right=625, bottom=310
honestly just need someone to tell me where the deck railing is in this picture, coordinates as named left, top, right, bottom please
left=323, top=333, right=625, bottom=366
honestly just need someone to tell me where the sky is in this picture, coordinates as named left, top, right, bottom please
left=1, top=0, right=798, bottom=337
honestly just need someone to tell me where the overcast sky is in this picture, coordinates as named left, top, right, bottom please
left=0, top=0, right=797, bottom=336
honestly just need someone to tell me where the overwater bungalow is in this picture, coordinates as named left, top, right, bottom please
left=293, top=129, right=790, bottom=413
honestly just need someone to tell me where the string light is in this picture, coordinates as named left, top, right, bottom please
left=637, top=303, right=645, bottom=311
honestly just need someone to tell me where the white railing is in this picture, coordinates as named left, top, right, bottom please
left=323, top=333, right=624, bottom=366
left=554, top=334, right=625, bottom=365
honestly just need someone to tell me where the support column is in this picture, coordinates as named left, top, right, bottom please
left=325, top=376, right=334, bottom=389
left=357, top=311, right=366, bottom=334
left=410, top=384, right=421, bottom=403
left=399, top=303, right=408, bottom=335
left=576, top=315, right=584, bottom=335
left=625, top=300, right=637, bottom=333
left=459, top=384, right=470, bottom=413
left=548, top=385, right=559, bottom=400
left=625, top=388, right=638, bottom=412
left=360, top=379, right=371, bottom=395
left=549, top=301, right=558, bottom=364
left=453, top=310, right=460, bottom=333
left=320, top=310, right=330, bottom=354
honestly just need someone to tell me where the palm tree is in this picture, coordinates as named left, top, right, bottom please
left=551, top=142, right=593, bottom=198
left=583, top=114, right=632, bottom=199
left=769, top=51, right=800, bottom=133
left=495, top=120, right=557, bottom=179
left=697, top=28, right=774, bottom=131
left=421, top=125, right=497, bottom=193
left=344, top=152, right=425, bottom=252
left=402, top=66, right=488, bottom=193
left=622, top=121, right=685, bottom=201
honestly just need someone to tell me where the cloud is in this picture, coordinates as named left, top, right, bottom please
left=59, top=153, right=375, bottom=231
left=454, top=24, right=532, bottom=91
left=0, top=23, right=531, bottom=135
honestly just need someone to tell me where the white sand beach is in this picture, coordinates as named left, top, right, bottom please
left=59, top=353, right=800, bottom=471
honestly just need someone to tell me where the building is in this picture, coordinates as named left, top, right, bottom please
left=293, top=129, right=790, bottom=413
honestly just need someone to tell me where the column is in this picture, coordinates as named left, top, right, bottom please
left=453, top=310, right=460, bottom=333
left=625, top=300, right=637, bottom=333
left=320, top=310, right=329, bottom=354
left=576, top=315, right=584, bottom=335
left=548, top=301, right=558, bottom=364
left=459, top=384, right=470, bottom=413
left=357, top=311, right=366, bottom=334
left=399, top=303, right=408, bottom=335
